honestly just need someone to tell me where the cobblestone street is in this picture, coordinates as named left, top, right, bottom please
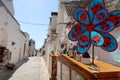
left=8, top=57, right=49, bottom=80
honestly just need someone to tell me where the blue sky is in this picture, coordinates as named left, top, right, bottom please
left=13, top=0, right=58, bottom=49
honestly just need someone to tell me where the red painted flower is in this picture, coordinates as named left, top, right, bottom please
left=68, top=0, right=120, bottom=54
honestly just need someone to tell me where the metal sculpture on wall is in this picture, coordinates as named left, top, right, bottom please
left=68, top=0, right=120, bottom=64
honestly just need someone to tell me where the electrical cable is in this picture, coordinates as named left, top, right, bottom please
left=19, top=20, right=49, bottom=26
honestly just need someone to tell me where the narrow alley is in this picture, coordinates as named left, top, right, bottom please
left=0, top=0, right=120, bottom=80
left=8, top=57, right=49, bottom=80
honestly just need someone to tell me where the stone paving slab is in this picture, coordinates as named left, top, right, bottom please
left=9, top=57, right=49, bottom=80
left=0, top=58, right=28, bottom=80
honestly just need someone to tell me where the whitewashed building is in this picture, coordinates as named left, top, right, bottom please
left=23, top=32, right=30, bottom=58
left=0, top=0, right=30, bottom=65
left=57, top=0, right=120, bottom=66
left=58, top=0, right=120, bottom=66
left=42, top=0, right=120, bottom=80
left=42, top=12, right=58, bottom=68
left=28, top=39, right=36, bottom=56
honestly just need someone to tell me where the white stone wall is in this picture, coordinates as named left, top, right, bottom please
left=46, top=41, right=52, bottom=68
left=0, top=28, right=8, bottom=47
left=62, top=64, right=70, bottom=80
left=58, top=3, right=65, bottom=24
left=0, top=6, right=8, bottom=29
left=28, top=39, right=36, bottom=57
left=24, top=32, right=30, bottom=58
left=59, top=0, right=70, bottom=3
left=50, top=15, right=58, bottom=30
left=92, top=27, right=120, bottom=66
left=2, top=0, right=14, bottom=15
left=91, top=0, right=120, bottom=66
left=0, top=1, right=28, bottom=64
left=43, top=12, right=58, bottom=68
left=6, top=14, right=26, bottom=63
left=64, top=10, right=70, bottom=23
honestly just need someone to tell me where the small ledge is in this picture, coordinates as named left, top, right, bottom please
left=58, top=54, right=120, bottom=79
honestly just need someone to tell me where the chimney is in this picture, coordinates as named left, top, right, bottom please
left=51, top=12, right=58, bottom=16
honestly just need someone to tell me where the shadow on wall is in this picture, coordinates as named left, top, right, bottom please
left=111, top=35, right=120, bottom=64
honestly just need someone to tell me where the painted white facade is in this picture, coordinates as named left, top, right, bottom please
left=42, top=12, right=58, bottom=69
left=58, top=0, right=120, bottom=66
left=56, top=1, right=72, bottom=53
left=0, top=0, right=30, bottom=64
left=43, top=40, right=50, bottom=68
left=28, top=39, right=36, bottom=57
left=59, top=0, right=70, bottom=3
left=1, top=0, right=14, bottom=15
left=42, top=0, right=120, bottom=69
left=90, top=0, right=120, bottom=66
left=41, top=1, right=120, bottom=80
left=23, top=32, right=30, bottom=58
